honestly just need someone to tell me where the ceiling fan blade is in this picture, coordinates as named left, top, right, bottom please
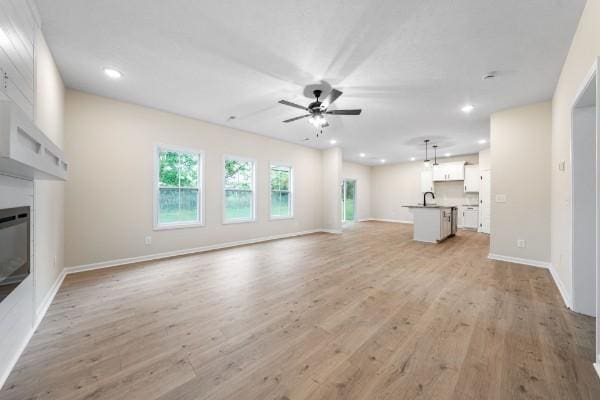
left=278, top=100, right=307, bottom=111
left=322, top=122, right=330, bottom=128
left=322, top=89, right=343, bottom=108
left=325, top=109, right=362, bottom=115
left=282, top=114, right=311, bottom=123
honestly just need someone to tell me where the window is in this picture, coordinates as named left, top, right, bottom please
left=270, top=164, right=293, bottom=219
left=155, top=145, right=202, bottom=229
left=224, top=157, right=255, bottom=223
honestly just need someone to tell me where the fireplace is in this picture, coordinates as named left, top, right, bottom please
left=0, top=206, right=30, bottom=303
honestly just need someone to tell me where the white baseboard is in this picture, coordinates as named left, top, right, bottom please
left=65, top=229, right=330, bottom=275
left=321, top=229, right=343, bottom=234
left=367, top=218, right=414, bottom=224
left=35, top=268, right=66, bottom=324
left=548, top=263, right=572, bottom=309
left=0, top=228, right=337, bottom=390
left=488, top=253, right=573, bottom=310
left=487, top=253, right=550, bottom=269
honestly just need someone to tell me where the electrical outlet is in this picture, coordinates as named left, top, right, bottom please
left=145, top=236, right=152, bottom=245
left=517, top=239, right=526, bottom=248
left=495, top=194, right=507, bottom=203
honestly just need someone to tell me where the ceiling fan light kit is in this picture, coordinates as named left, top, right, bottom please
left=278, top=88, right=362, bottom=137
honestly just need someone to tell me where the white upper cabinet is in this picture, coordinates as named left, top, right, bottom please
left=432, top=161, right=465, bottom=182
left=464, top=165, right=480, bottom=192
left=420, top=170, right=433, bottom=192
left=432, top=165, right=445, bottom=181
left=0, top=0, right=40, bottom=119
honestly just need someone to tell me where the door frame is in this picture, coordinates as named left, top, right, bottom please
left=570, top=59, right=598, bottom=315
left=569, top=58, right=599, bottom=374
left=341, top=179, right=357, bottom=223
left=478, top=170, right=491, bottom=234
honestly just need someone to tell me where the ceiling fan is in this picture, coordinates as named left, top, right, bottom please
left=278, top=89, right=362, bottom=130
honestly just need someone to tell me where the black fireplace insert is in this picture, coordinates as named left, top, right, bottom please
left=0, top=206, right=30, bottom=303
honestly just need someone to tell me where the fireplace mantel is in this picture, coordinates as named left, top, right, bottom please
left=0, top=100, right=68, bottom=181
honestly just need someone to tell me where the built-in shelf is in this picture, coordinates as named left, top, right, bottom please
left=0, top=100, right=67, bottom=180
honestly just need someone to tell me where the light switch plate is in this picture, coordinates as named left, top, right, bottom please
left=558, top=161, right=566, bottom=172
left=495, top=194, right=507, bottom=203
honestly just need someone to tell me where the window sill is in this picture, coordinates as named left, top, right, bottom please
left=269, top=216, right=294, bottom=221
left=222, top=218, right=256, bottom=225
left=153, top=222, right=205, bottom=231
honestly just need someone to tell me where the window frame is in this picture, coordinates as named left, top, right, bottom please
left=153, top=143, right=205, bottom=231
left=222, top=154, right=257, bottom=224
left=269, top=162, right=294, bottom=220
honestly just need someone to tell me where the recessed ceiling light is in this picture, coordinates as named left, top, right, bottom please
left=380, top=159, right=386, bottom=163
left=329, top=139, right=337, bottom=145
left=410, top=157, right=416, bottom=161
left=461, top=104, right=474, bottom=113
left=103, top=68, right=122, bottom=79
left=478, top=139, right=487, bottom=144
left=359, top=153, right=366, bottom=158
left=445, top=153, right=452, bottom=157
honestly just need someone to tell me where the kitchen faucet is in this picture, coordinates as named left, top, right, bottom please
left=423, top=191, right=435, bottom=207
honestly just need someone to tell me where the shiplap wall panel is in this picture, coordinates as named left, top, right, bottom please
left=0, top=0, right=39, bottom=119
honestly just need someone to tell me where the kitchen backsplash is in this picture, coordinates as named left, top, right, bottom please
left=433, top=180, right=479, bottom=206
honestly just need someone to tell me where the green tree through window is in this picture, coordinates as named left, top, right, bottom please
left=157, top=148, right=200, bottom=225
left=271, top=165, right=292, bottom=218
left=224, top=158, right=254, bottom=221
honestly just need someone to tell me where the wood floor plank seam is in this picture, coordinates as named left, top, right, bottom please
left=0, top=222, right=597, bottom=400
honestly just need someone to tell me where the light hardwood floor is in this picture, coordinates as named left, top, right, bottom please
left=1, top=222, right=598, bottom=400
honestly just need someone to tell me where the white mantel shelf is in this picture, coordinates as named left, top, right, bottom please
left=0, top=100, right=67, bottom=181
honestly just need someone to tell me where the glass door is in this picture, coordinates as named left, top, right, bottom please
left=341, top=179, right=356, bottom=223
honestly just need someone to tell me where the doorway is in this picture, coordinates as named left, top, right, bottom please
left=479, top=170, right=491, bottom=234
left=341, top=179, right=356, bottom=223
left=571, top=64, right=597, bottom=318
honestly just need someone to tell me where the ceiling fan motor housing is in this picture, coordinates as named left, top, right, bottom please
left=309, top=89, right=324, bottom=114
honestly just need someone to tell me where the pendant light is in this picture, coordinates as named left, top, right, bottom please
left=433, top=145, right=439, bottom=166
left=423, top=139, right=431, bottom=168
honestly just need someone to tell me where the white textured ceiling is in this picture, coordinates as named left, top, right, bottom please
left=36, top=0, right=585, bottom=164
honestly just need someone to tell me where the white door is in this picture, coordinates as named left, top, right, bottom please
left=420, top=170, right=433, bottom=192
left=479, top=170, right=491, bottom=233
left=464, top=165, right=480, bottom=192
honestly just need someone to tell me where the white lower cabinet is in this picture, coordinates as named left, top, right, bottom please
left=461, top=206, right=479, bottom=230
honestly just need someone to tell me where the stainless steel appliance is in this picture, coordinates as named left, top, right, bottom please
left=451, top=207, right=458, bottom=235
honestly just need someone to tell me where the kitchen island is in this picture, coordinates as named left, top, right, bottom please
left=404, top=205, right=457, bottom=243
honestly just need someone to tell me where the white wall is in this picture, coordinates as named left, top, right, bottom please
left=33, top=32, right=65, bottom=312
left=64, top=90, right=325, bottom=267
left=321, top=147, right=342, bottom=232
left=479, top=148, right=491, bottom=171
left=490, top=102, right=552, bottom=264
left=370, top=155, right=478, bottom=223
left=342, top=162, right=371, bottom=221
left=550, top=0, right=600, bottom=366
